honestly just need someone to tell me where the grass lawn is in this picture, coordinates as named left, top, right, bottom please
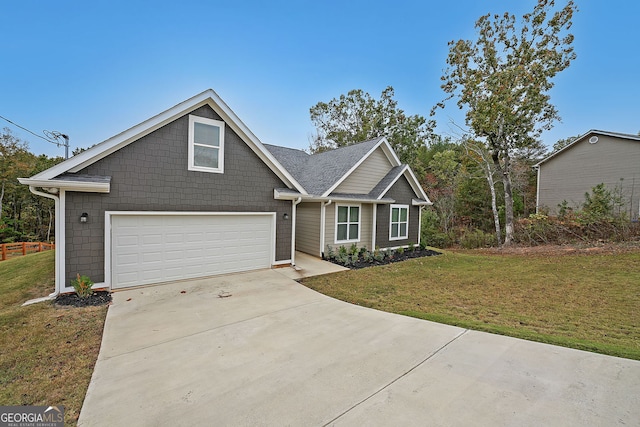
left=0, top=251, right=107, bottom=426
left=301, top=248, right=640, bottom=360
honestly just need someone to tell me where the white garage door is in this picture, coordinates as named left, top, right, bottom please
left=110, top=213, right=274, bottom=289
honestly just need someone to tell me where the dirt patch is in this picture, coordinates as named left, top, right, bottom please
left=457, top=241, right=640, bottom=256
left=55, top=291, right=112, bottom=307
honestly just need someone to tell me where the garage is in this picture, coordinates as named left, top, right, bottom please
left=109, top=212, right=275, bottom=289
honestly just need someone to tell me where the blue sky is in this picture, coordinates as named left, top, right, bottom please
left=2, top=0, right=638, bottom=158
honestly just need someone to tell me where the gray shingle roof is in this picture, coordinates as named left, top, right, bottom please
left=266, top=137, right=384, bottom=196
left=369, top=166, right=405, bottom=199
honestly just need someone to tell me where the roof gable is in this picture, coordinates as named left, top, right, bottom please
left=535, top=129, right=640, bottom=167
left=26, top=89, right=306, bottom=194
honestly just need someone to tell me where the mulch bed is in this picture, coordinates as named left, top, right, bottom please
left=55, top=291, right=112, bottom=307
left=326, top=248, right=441, bottom=269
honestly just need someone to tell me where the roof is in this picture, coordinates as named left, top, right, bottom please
left=19, top=89, right=431, bottom=205
left=267, top=138, right=431, bottom=204
left=535, top=129, right=640, bottom=167
left=266, top=137, right=400, bottom=196
left=20, top=89, right=307, bottom=194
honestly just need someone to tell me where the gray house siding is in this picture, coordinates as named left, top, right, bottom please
left=64, top=105, right=292, bottom=285
left=296, top=202, right=321, bottom=257
left=538, top=135, right=640, bottom=219
left=324, top=203, right=373, bottom=253
left=376, top=176, right=420, bottom=249
left=334, top=148, right=393, bottom=194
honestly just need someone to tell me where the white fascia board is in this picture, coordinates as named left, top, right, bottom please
left=18, top=178, right=110, bottom=193
left=378, top=137, right=402, bottom=166
left=275, top=189, right=394, bottom=204
left=28, top=89, right=307, bottom=194
left=321, top=137, right=399, bottom=197
left=376, top=165, right=431, bottom=204
left=534, top=129, right=640, bottom=168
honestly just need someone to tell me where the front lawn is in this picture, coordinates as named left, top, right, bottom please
left=301, top=247, right=640, bottom=360
left=0, top=251, right=107, bottom=425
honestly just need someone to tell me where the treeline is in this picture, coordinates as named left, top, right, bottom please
left=1, top=128, right=64, bottom=243
left=417, top=136, right=539, bottom=248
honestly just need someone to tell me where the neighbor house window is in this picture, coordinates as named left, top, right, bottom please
left=390, top=204, right=409, bottom=240
left=335, top=205, right=360, bottom=243
left=188, top=115, right=225, bottom=173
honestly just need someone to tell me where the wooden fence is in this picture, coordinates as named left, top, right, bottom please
left=1, top=242, right=55, bottom=261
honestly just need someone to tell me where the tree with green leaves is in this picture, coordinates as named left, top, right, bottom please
left=435, top=0, right=577, bottom=245
left=552, top=134, right=580, bottom=153
left=309, top=86, right=432, bottom=171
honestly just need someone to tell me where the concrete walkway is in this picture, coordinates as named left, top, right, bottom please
left=79, top=266, right=640, bottom=426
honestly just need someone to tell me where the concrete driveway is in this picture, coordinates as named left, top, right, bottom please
left=79, top=267, right=640, bottom=426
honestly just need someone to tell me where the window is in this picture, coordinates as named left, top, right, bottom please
left=188, top=115, right=225, bottom=173
left=390, top=205, right=409, bottom=240
left=335, top=205, right=360, bottom=243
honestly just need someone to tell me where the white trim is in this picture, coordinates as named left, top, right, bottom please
left=418, top=206, right=423, bottom=246
left=291, top=197, right=302, bottom=265
left=104, top=211, right=276, bottom=289
left=322, top=137, right=401, bottom=197
left=19, top=178, right=110, bottom=193
left=334, top=203, right=361, bottom=244
left=27, top=89, right=306, bottom=194
left=534, top=129, right=640, bottom=168
left=371, top=203, right=377, bottom=249
left=377, top=165, right=431, bottom=204
left=188, top=115, right=225, bottom=173
left=535, top=164, right=542, bottom=214
left=59, top=191, right=71, bottom=294
left=389, top=204, right=409, bottom=241
left=320, top=200, right=332, bottom=256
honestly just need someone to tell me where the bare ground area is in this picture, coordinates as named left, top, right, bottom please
left=460, top=240, right=640, bottom=256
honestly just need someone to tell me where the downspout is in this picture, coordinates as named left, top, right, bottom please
left=29, top=186, right=62, bottom=297
left=371, top=204, right=377, bottom=250
left=320, top=200, right=332, bottom=257
left=418, top=206, right=423, bottom=247
left=290, top=197, right=302, bottom=266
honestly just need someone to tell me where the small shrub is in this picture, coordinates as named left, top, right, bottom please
left=71, top=273, right=94, bottom=298
left=349, top=243, right=359, bottom=256
left=397, top=246, right=404, bottom=255
left=325, top=245, right=335, bottom=260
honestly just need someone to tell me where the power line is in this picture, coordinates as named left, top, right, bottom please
left=0, top=114, right=65, bottom=147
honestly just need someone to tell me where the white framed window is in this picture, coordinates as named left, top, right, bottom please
left=188, top=115, right=225, bottom=173
left=335, top=204, right=360, bottom=243
left=389, top=204, right=409, bottom=240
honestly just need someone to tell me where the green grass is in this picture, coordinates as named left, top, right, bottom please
left=0, top=251, right=107, bottom=426
left=301, top=249, right=640, bottom=360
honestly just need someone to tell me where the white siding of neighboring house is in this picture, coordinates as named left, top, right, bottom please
left=334, top=148, right=393, bottom=194
left=296, top=202, right=321, bottom=257
left=537, top=134, right=640, bottom=219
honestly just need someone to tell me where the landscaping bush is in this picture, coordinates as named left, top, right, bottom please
left=324, top=245, right=440, bottom=269
left=459, top=228, right=498, bottom=249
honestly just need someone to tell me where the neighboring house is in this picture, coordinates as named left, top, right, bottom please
left=20, top=89, right=431, bottom=295
left=535, top=130, right=640, bottom=220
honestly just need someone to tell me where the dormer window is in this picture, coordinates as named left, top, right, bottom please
left=188, top=115, right=225, bottom=173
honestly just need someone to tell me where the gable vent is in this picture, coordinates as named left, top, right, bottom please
left=589, top=136, right=599, bottom=144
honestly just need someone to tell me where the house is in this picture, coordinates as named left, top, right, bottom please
left=535, top=130, right=640, bottom=220
left=20, top=89, right=431, bottom=295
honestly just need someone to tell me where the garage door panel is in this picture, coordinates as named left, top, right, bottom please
left=111, top=214, right=274, bottom=289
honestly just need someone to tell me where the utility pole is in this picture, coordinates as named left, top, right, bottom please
left=62, top=134, right=69, bottom=159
